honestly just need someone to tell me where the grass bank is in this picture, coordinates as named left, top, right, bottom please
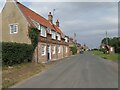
left=2, top=62, right=46, bottom=88
left=92, top=50, right=119, bottom=61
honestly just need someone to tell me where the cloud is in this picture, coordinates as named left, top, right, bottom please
left=0, top=0, right=5, bottom=13
left=20, top=2, right=118, bottom=48
left=0, top=1, right=118, bottom=48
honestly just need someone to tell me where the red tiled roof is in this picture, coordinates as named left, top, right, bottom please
left=16, top=2, right=55, bottom=31
left=53, top=25, right=63, bottom=35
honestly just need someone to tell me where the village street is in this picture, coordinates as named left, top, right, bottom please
left=12, top=52, right=118, bottom=88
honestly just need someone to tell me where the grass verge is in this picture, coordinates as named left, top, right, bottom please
left=2, top=62, right=46, bottom=88
left=92, top=50, right=120, bottom=61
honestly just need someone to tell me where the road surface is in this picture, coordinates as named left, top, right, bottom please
left=12, top=52, right=118, bottom=88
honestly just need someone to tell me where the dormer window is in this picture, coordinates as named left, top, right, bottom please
left=51, top=31, right=56, bottom=39
left=65, top=37, right=68, bottom=42
left=47, top=27, right=51, bottom=34
left=57, top=33, right=61, bottom=41
left=41, top=26, right=47, bottom=37
left=32, top=20, right=40, bottom=30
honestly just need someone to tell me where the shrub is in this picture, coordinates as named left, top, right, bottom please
left=100, top=48, right=107, bottom=54
left=70, top=45, right=77, bottom=55
left=2, top=42, right=34, bottom=66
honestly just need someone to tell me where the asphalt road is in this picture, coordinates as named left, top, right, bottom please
left=12, top=52, right=118, bottom=88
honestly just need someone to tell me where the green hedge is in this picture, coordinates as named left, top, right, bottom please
left=70, top=45, right=77, bottom=55
left=2, top=42, right=34, bottom=66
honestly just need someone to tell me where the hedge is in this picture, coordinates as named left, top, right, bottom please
left=2, top=42, right=34, bottom=66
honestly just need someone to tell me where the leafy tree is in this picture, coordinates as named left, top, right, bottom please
left=101, top=37, right=120, bottom=53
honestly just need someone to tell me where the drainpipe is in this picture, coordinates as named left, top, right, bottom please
left=36, top=43, right=38, bottom=64
left=46, top=35, right=48, bottom=62
left=56, top=36, right=58, bottom=60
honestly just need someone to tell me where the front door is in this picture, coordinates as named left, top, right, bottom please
left=47, top=45, right=51, bottom=61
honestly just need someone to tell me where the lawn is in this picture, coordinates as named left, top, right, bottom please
left=2, top=62, right=46, bottom=88
left=92, top=50, right=119, bottom=61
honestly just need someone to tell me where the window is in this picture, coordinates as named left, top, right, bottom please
left=66, top=47, right=68, bottom=53
left=32, top=20, right=40, bottom=30
left=57, top=33, right=61, bottom=40
left=58, top=45, right=60, bottom=53
left=9, top=24, right=18, bottom=34
left=65, top=37, right=68, bottom=42
left=41, top=26, right=47, bottom=37
left=47, top=27, right=51, bottom=34
left=51, top=31, right=56, bottom=39
left=52, top=46, right=55, bottom=54
left=41, top=46, right=46, bottom=56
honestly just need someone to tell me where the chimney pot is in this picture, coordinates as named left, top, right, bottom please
left=56, top=19, right=59, bottom=27
left=49, top=12, right=51, bottom=15
left=48, top=12, right=53, bottom=24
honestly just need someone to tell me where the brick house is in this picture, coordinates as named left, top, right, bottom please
left=1, top=0, right=70, bottom=63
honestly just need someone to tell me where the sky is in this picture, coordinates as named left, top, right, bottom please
left=0, top=0, right=119, bottom=49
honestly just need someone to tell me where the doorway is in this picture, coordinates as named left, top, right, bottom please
left=47, top=45, right=51, bottom=61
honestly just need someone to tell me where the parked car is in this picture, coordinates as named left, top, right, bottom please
left=80, top=50, right=84, bottom=54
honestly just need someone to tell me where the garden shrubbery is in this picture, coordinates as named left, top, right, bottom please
left=2, top=42, right=34, bottom=66
left=70, top=45, right=77, bottom=55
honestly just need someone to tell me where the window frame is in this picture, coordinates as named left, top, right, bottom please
left=58, top=45, right=60, bottom=53
left=41, top=46, right=46, bottom=56
left=66, top=47, right=68, bottom=53
left=41, top=26, right=47, bottom=37
left=51, top=31, right=56, bottom=39
left=52, top=46, right=56, bottom=54
left=9, top=23, right=18, bottom=34
left=65, top=37, right=68, bottom=42
left=57, top=33, right=61, bottom=41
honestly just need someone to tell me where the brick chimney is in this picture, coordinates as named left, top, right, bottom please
left=56, top=19, right=59, bottom=27
left=48, top=12, right=53, bottom=24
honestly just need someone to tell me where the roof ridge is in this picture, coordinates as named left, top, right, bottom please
left=16, top=2, right=49, bottom=23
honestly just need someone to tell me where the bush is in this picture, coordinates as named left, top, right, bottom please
left=115, top=47, right=120, bottom=53
left=2, top=42, right=34, bottom=66
left=100, top=48, right=107, bottom=54
left=70, top=45, right=77, bottom=55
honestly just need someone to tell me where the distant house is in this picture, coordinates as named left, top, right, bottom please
left=100, top=44, right=114, bottom=54
left=1, top=0, right=70, bottom=63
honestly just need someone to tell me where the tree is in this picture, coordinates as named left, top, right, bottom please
left=101, top=37, right=120, bottom=53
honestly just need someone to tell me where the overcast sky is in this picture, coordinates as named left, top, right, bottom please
left=0, top=0, right=118, bottom=49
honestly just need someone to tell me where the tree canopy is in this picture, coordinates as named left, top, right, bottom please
left=101, top=37, right=120, bottom=53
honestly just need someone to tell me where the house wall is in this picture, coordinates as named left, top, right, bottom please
left=57, top=45, right=64, bottom=60
left=64, top=45, right=70, bottom=57
left=51, top=44, right=57, bottom=61
left=2, top=1, right=31, bottom=44
left=33, top=42, right=47, bottom=63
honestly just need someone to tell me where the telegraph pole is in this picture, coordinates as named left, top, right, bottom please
left=53, top=9, right=56, bottom=23
left=106, top=31, right=108, bottom=45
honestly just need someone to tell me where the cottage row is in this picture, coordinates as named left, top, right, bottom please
left=1, top=0, right=71, bottom=63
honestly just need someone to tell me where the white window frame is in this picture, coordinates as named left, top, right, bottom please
left=41, top=26, right=47, bottom=37
left=58, top=45, right=60, bottom=53
left=47, top=27, right=51, bottom=34
left=51, top=31, right=56, bottom=39
left=57, top=33, right=61, bottom=41
left=52, top=46, right=56, bottom=54
left=9, top=23, right=18, bottom=34
left=41, top=46, right=46, bottom=56
left=32, top=20, right=41, bottom=30
left=65, top=37, right=68, bottom=42
left=66, top=47, right=68, bottom=53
